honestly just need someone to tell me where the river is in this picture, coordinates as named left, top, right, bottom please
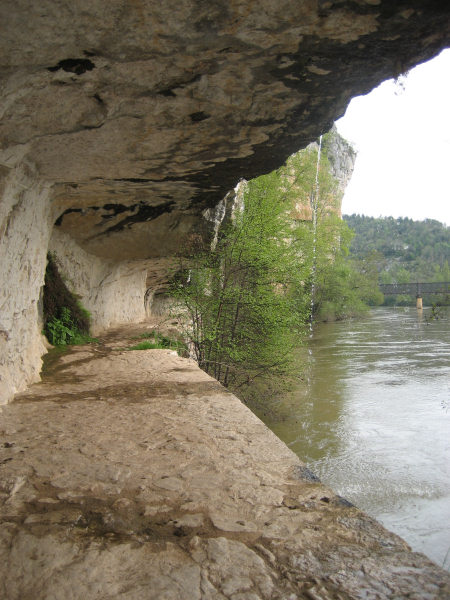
left=256, top=307, right=450, bottom=571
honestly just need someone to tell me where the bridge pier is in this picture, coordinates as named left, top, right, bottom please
left=416, top=295, right=423, bottom=310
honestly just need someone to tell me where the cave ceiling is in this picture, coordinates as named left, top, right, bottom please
left=1, top=0, right=449, bottom=261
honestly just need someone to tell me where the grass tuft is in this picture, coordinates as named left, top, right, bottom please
left=129, top=341, right=162, bottom=351
left=128, top=332, right=188, bottom=355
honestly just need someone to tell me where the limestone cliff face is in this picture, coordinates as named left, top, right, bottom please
left=0, top=166, right=53, bottom=403
left=49, top=229, right=148, bottom=334
left=1, top=1, right=450, bottom=401
left=285, top=126, right=356, bottom=222
left=322, top=125, right=357, bottom=199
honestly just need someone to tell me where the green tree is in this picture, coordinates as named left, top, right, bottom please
left=312, top=218, right=383, bottom=320
left=171, top=134, right=383, bottom=396
left=171, top=171, right=310, bottom=389
left=286, top=144, right=382, bottom=321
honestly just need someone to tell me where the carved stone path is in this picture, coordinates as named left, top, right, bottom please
left=1, top=324, right=449, bottom=599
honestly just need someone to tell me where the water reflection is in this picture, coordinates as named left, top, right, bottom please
left=261, top=308, right=450, bottom=570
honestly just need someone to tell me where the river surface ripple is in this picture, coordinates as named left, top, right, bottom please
left=264, top=307, right=450, bottom=571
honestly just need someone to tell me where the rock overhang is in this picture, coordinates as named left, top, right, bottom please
left=1, top=0, right=449, bottom=262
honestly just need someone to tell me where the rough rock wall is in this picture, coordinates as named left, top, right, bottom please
left=323, top=125, right=357, bottom=197
left=49, top=230, right=148, bottom=334
left=1, top=1, right=449, bottom=263
left=0, top=166, right=53, bottom=404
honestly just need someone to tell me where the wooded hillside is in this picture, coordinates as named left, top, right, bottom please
left=343, top=215, right=450, bottom=304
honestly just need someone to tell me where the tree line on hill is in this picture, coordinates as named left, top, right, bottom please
left=343, top=214, right=450, bottom=305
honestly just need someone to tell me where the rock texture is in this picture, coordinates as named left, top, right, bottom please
left=1, top=1, right=450, bottom=401
left=49, top=229, right=148, bottom=334
left=1, top=324, right=449, bottom=599
left=323, top=126, right=357, bottom=199
left=287, top=126, right=357, bottom=222
left=1, top=2, right=449, bottom=253
left=0, top=166, right=54, bottom=404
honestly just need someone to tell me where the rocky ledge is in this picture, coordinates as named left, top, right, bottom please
left=1, top=323, right=448, bottom=599
left=2, top=1, right=450, bottom=262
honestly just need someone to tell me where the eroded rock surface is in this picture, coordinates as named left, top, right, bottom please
left=1, top=324, right=449, bottom=599
left=1, top=1, right=450, bottom=260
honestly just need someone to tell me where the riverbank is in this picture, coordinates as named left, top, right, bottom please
left=1, top=322, right=449, bottom=598
left=254, top=307, right=450, bottom=571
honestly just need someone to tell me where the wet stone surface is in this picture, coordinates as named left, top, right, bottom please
left=0, top=324, right=449, bottom=599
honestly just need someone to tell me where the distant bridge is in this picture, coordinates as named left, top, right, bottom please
left=379, top=282, right=450, bottom=296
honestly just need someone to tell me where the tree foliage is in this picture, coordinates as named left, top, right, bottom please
left=281, top=142, right=383, bottom=321
left=312, top=219, right=383, bottom=320
left=171, top=136, right=382, bottom=391
left=171, top=171, right=310, bottom=389
left=344, top=214, right=450, bottom=305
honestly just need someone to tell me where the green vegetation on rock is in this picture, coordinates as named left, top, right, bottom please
left=171, top=134, right=380, bottom=393
left=171, top=170, right=310, bottom=390
left=43, top=253, right=95, bottom=346
left=276, top=139, right=382, bottom=321
left=128, top=333, right=188, bottom=354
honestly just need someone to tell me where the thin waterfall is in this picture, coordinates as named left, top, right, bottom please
left=309, top=134, right=322, bottom=333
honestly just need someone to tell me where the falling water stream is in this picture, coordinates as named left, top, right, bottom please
left=309, top=135, right=322, bottom=331
left=255, top=307, right=450, bottom=570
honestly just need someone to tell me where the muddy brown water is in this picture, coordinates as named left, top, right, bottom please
left=254, top=307, right=450, bottom=571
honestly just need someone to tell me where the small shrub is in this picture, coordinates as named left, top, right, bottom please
left=45, top=306, right=97, bottom=346
left=128, top=333, right=188, bottom=354
left=131, top=332, right=156, bottom=340
left=43, top=254, right=94, bottom=346
left=129, top=341, right=161, bottom=350
left=46, top=308, right=75, bottom=345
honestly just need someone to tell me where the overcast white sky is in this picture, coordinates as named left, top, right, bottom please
left=335, top=48, right=450, bottom=225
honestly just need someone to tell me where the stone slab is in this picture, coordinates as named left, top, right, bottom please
left=0, top=325, right=449, bottom=599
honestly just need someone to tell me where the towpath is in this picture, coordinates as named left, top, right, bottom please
left=0, top=322, right=449, bottom=599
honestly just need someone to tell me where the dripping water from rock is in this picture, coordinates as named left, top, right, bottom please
left=309, top=134, right=322, bottom=333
